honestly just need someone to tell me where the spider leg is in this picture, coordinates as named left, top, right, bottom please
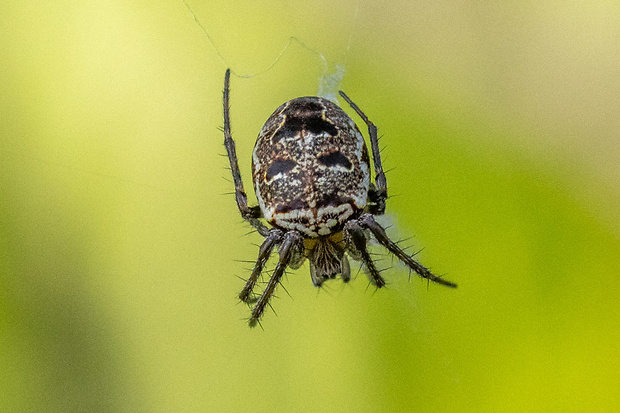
left=359, top=213, right=457, bottom=288
left=239, top=229, right=282, bottom=303
left=344, top=220, right=386, bottom=288
left=339, top=91, right=387, bottom=215
left=223, top=69, right=270, bottom=237
left=341, top=254, right=351, bottom=283
left=249, top=230, right=303, bottom=327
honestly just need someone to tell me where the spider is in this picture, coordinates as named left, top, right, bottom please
left=221, top=69, right=456, bottom=327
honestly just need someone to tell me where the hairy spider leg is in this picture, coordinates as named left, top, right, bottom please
left=223, top=69, right=270, bottom=237
left=360, top=213, right=457, bottom=288
left=249, top=230, right=303, bottom=327
left=239, top=229, right=282, bottom=303
left=339, top=90, right=387, bottom=215
left=344, top=220, right=386, bottom=287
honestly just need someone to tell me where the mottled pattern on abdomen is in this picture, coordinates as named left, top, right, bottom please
left=252, top=97, right=370, bottom=237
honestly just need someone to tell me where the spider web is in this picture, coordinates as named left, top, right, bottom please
left=1, top=1, right=363, bottom=202
left=182, top=0, right=360, bottom=103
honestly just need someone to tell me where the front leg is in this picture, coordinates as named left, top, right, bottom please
left=339, top=91, right=387, bottom=215
left=223, top=69, right=269, bottom=236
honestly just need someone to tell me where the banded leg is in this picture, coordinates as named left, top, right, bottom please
left=249, top=230, right=303, bottom=327
left=339, top=91, right=387, bottom=215
left=344, top=220, right=386, bottom=288
left=239, top=229, right=282, bottom=303
left=223, top=69, right=269, bottom=236
left=360, top=214, right=457, bottom=288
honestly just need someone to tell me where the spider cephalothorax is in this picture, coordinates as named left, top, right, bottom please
left=221, top=69, right=456, bottom=327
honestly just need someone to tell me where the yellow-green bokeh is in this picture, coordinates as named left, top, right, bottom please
left=1, top=1, right=619, bottom=411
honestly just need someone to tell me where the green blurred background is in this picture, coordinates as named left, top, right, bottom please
left=1, top=1, right=619, bottom=411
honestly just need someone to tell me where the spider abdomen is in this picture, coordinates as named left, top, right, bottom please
left=252, top=97, right=370, bottom=237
